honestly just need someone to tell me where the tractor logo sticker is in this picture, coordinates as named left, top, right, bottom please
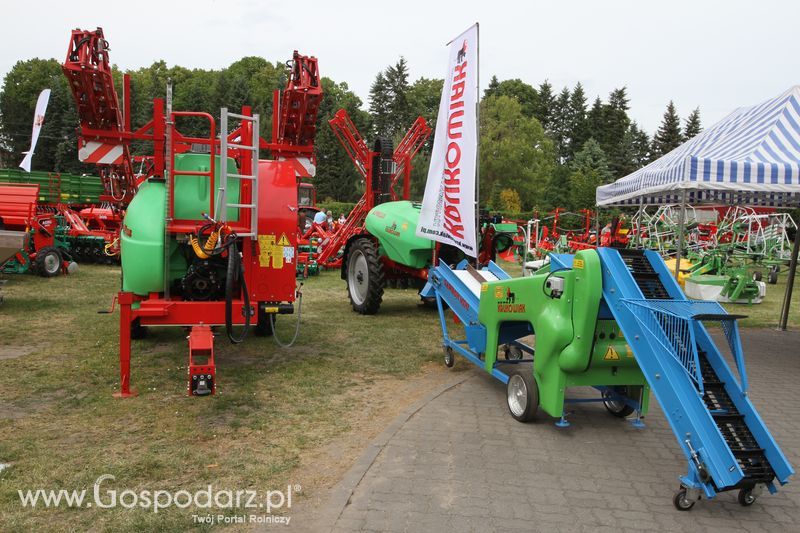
left=385, top=222, right=400, bottom=237
left=258, top=233, right=294, bottom=268
left=574, top=258, right=584, bottom=269
left=603, top=346, right=621, bottom=361
left=497, top=286, right=525, bottom=313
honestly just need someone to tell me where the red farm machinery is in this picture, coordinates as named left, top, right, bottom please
left=63, top=27, right=321, bottom=396
left=300, top=109, right=432, bottom=273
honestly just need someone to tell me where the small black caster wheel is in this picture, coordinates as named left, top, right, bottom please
left=768, top=269, right=779, bottom=285
left=738, top=488, right=757, bottom=506
left=503, top=344, right=523, bottom=361
left=752, top=270, right=763, bottom=282
left=673, top=488, right=696, bottom=511
left=444, top=346, right=455, bottom=368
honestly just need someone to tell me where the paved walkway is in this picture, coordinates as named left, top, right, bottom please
left=322, top=329, right=800, bottom=532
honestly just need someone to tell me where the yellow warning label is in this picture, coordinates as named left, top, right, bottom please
left=626, top=344, right=633, bottom=358
left=481, top=283, right=488, bottom=292
left=494, top=286, right=504, bottom=298
left=603, top=346, right=621, bottom=361
left=258, top=235, right=285, bottom=268
left=574, top=258, right=584, bottom=269
left=277, top=233, right=290, bottom=246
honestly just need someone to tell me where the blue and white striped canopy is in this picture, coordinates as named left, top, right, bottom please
left=597, top=86, right=800, bottom=207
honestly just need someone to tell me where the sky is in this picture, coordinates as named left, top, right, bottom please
left=3, top=0, right=800, bottom=134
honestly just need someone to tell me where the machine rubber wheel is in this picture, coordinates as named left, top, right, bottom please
left=602, top=386, right=636, bottom=418
left=444, top=346, right=455, bottom=368
left=130, top=318, right=148, bottom=340
left=35, top=247, right=62, bottom=277
left=673, top=488, right=696, bottom=511
left=506, top=370, right=538, bottom=422
left=752, top=271, right=763, bottom=282
left=346, top=239, right=384, bottom=314
left=503, top=344, right=524, bottom=361
left=768, top=269, right=779, bottom=285
left=255, top=305, right=275, bottom=337
left=738, top=488, right=757, bottom=506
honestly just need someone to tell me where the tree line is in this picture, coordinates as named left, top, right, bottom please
left=0, top=55, right=701, bottom=213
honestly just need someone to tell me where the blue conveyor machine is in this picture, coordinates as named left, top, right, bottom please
left=422, top=247, right=793, bottom=509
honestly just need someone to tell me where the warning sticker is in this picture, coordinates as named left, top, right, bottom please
left=574, top=258, right=584, bottom=269
left=603, top=346, right=620, bottom=361
left=258, top=234, right=294, bottom=268
left=494, top=286, right=504, bottom=299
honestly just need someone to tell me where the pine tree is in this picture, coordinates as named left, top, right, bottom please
left=587, top=97, right=604, bottom=143
left=385, top=57, right=411, bottom=136
left=601, top=87, right=631, bottom=178
left=551, top=87, right=572, bottom=162
left=652, top=101, right=684, bottom=157
left=619, top=121, right=651, bottom=176
left=369, top=71, right=391, bottom=137
left=485, top=75, right=500, bottom=99
left=684, top=107, right=702, bottom=140
left=535, top=80, right=555, bottom=132
left=567, top=82, right=589, bottom=158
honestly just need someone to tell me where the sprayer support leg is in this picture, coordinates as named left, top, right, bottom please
left=114, top=292, right=138, bottom=398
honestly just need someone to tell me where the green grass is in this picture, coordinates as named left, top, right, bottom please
left=0, top=265, right=445, bottom=532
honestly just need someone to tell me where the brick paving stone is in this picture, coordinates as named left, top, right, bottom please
left=328, top=329, right=800, bottom=532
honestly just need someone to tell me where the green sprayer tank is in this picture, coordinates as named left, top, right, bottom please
left=121, top=154, right=239, bottom=295
left=364, top=201, right=434, bottom=269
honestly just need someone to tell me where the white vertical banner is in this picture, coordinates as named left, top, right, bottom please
left=416, top=24, right=479, bottom=257
left=19, top=89, right=51, bottom=172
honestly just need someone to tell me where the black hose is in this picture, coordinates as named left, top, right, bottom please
left=225, top=245, right=251, bottom=343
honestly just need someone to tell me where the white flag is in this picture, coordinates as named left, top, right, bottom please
left=416, top=24, right=479, bottom=257
left=19, top=89, right=51, bottom=172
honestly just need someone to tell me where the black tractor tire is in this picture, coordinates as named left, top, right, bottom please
left=255, top=305, right=275, bottom=336
left=35, top=247, right=63, bottom=277
left=752, top=271, right=763, bottom=282
left=346, top=239, right=384, bottom=314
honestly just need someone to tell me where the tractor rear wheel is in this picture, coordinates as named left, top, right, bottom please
left=346, top=239, right=384, bottom=314
left=35, top=247, right=62, bottom=277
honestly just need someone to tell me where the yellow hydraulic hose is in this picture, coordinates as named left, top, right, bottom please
left=189, top=226, right=223, bottom=259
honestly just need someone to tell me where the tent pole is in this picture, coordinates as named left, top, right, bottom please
left=778, top=225, right=800, bottom=331
left=674, top=190, right=687, bottom=278
left=636, top=201, right=644, bottom=248
left=595, top=208, right=600, bottom=245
